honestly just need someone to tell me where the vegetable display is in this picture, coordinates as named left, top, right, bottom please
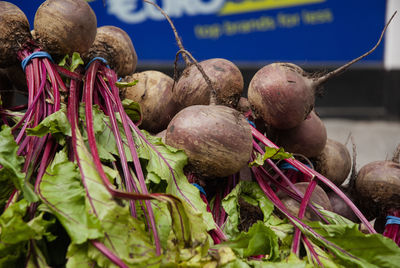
left=0, top=1, right=399, bottom=267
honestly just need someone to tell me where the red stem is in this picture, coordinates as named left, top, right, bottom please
left=251, top=126, right=376, bottom=234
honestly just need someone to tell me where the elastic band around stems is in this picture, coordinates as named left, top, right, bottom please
left=21, top=51, right=54, bottom=71
left=85, top=57, right=110, bottom=69
left=279, top=162, right=311, bottom=172
left=386, top=216, right=400, bottom=225
left=192, top=183, right=206, bottom=196
left=246, top=118, right=256, bottom=128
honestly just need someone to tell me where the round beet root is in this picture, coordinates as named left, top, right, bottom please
left=272, top=110, right=327, bottom=158
left=122, top=70, right=179, bottom=133
left=34, top=0, right=97, bottom=55
left=355, top=160, right=400, bottom=209
left=84, top=26, right=137, bottom=77
left=248, top=63, right=315, bottom=129
left=313, top=138, right=351, bottom=187
left=0, top=2, right=31, bottom=67
left=174, top=58, right=244, bottom=108
left=165, top=105, right=253, bottom=178
left=280, top=182, right=332, bottom=221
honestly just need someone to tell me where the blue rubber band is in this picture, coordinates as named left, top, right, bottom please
left=192, top=183, right=206, bottom=196
left=21, top=51, right=54, bottom=71
left=246, top=118, right=256, bottom=128
left=386, top=216, right=400, bottom=225
left=85, top=57, right=110, bottom=69
left=279, top=162, right=311, bottom=172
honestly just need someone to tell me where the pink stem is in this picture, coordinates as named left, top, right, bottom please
left=251, top=126, right=376, bottom=234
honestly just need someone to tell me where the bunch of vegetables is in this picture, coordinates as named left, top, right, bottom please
left=0, top=0, right=400, bottom=267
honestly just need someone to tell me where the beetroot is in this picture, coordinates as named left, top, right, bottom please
left=248, top=15, right=395, bottom=129
left=122, top=70, right=179, bottom=133
left=271, top=110, right=327, bottom=158
left=174, top=58, right=244, bottom=108
left=356, top=160, right=400, bottom=209
left=34, top=0, right=97, bottom=55
left=83, top=26, right=137, bottom=77
left=313, top=138, right=352, bottom=187
left=0, top=2, right=31, bottom=67
left=165, top=104, right=253, bottom=178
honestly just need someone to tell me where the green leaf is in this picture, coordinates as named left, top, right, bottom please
left=70, top=52, right=84, bottom=72
left=39, top=149, right=103, bottom=244
left=249, top=148, right=292, bottom=167
left=247, top=253, right=308, bottom=268
left=78, top=104, right=120, bottom=162
left=26, top=108, right=71, bottom=142
left=0, top=125, right=37, bottom=202
left=222, top=181, right=281, bottom=238
left=122, top=98, right=141, bottom=123
left=216, top=221, right=279, bottom=260
left=305, top=221, right=400, bottom=268
left=135, top=131, right=215, bottom=232
left=116, top=79, right=138, bottom=89
left=70, top=129, right=160, bottom=266
left=221, top=181, right=294, bottom=261
left=0, top=199, right=54, bottom=266
left=58, top=52, right=84, bottom=72
left=66, top=243, right=98, bottom=268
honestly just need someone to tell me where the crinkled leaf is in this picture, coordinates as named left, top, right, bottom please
left=58, top=52, right=84, bottom=72
left=0, top=199, right=54, bottom=266
left=247, top=253, right=308, bottom=268
left=66, top=243, right=98, bottom=268
left=26, top=108, right=71, bottom=142
left=305, top=221, right=400, bottom=268
left=117, top=79, right=138, bottom=88
left=161, top=196, right=210, bottom=266
left=216, top=221, right=279, bottom=260
left=70, top=129, right=160, bottom=266
left=152, top=200, right=172, bottom=250
left=222, top=181, right=294, bottom=261
left=134, top=131, right=215, bottom=231
left=222, top=181, right=276, bottom=238
left=0, top=125, right=37, bottom=202
left=70, top=52, right=84, bottom=72
left=122, top=98, right=141, bottom=123
left=78, top=104, right=118, bottom=161
left=39, top=149, right=103, bottom=244
left=249, top=148, right=292, bottom=167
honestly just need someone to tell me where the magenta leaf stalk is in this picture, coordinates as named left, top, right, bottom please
left=251, top=126, right=376, bottom=234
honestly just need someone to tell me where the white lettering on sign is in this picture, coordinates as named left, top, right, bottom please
left=106, top=0, right=225, bottom=24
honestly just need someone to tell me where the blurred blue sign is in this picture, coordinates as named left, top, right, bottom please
left=12, top=0, right=387, bottom=66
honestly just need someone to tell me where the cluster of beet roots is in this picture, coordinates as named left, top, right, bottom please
left=0, top=0, right=399, bottom=266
